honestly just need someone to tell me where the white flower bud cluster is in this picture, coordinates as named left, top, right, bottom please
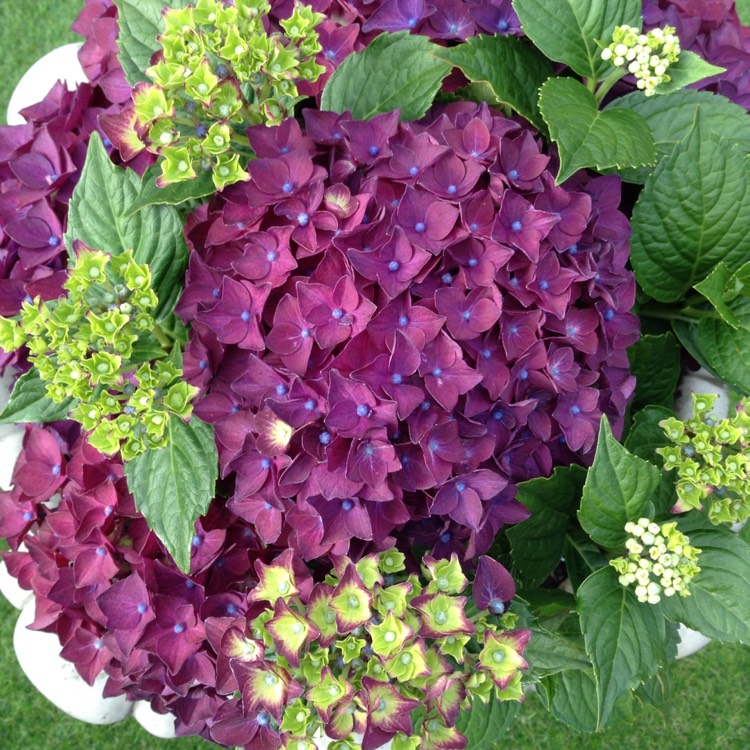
left=610, top=518, right=701, bottom=604
left=601, top=25, right=681, bottom=96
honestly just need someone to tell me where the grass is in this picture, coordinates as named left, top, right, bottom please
left=1, top=3, right=749, bottom=749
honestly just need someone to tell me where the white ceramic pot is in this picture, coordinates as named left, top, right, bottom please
left=132, top=700, right=178, bottom=739
left=13, top=600, right=133, bottom=724
left=6, top=42, right=86, bottom=125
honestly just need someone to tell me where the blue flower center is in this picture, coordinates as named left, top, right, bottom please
left=266, top=251, right=277, bottom=262
left=356, top=404, right=371, bottom=418
left=519, top=369, right=529, bottom=380
left=415, top=222, right=426, bottom=233
left=456, top=481, right=466, bottom=492
left=567, top=244, right=578, bottom=254
left=570, top=405, right=581, bottom=415
left=409, top=166, right=419, bottom=176
left=227, top=604, right=238, bottom=614
left=241, top=311, right=251, bottom=322
left=94, top=639, right=103, bottom=650
left=605, top=309, right=615, bottom=320
left=95, top=546, right=106, bottom=557
left=326, top=49, right=336, bottom=60
left=468, top=258, right=478, bottom=267
left=482, top=348, right=491, bottom=359
left=511, top=220, right=523, bottom=232
left=319, top=431, right=332, bottom=445
left=391, top=373, right=403, bottom=385
left=398, top=315, right=409, bottom=326
left=192, top=535, right=202, bottom=547
left=432, top=367, right=443, bottom=377
left=407, top=17, right=418, bottom=28
left=282, top=182, right=293, bottom=193
left=137, top=603, right=148, bottom=614
left=51, top=464, right=61, bottom=476
left=23, top=511, right=34, bottom=521
left=276, top=384, right=288, bottom=396
left=173, top=623, right=186, bottom=634
left=508, top=169, right=519, bottom=180
left=442, top=273, right=453, bottom=284
left=492, top=409, right=504, bottom=420
left=342, top=499, right=354, bottom=511
left=539, top=280, right=549, bottom=290
left=440, top=531, right=452, bottom=543
left=331, top=308, right=344, bottom=319
left=489, top=598, right=506, bottom=614
left=261, top=458, right=272, bottom=469
left=388, top=260, right=400, bottom=272
left=300, top=328, right=311, bottom=338
left=199, top=359, right=207, bottom=370
left=304, top=399, right=316, bottom=411
left=421, top=400, right=431, bottom=411
left=297, top=212, right=309, bottom=226
left=498, top=19, right=509, bottom=30
left=49, top=236, right=60, bottom=247
left=368, top=145, right=380, bottom=156
left=462, top=310, right=471, bottom=320
left=447, top=184, right=457, bottom=194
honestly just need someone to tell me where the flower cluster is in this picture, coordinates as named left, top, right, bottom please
left=130, top=0, right=325, bottom=189
left=611, top=518, right=701, bottom=604
left=657, top=393, right=750, bottom=525
left=205, top=550, right=528, bottom=749
left=178, top=101, right=638, bottom=561
left=601, top=24, right=681, bottom=96
left=0, top=247, right=198, bottom=460
left=643, top=0, right=750, bottom=110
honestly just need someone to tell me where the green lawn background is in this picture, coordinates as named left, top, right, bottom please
left=0, top=2, right=748, bottom=749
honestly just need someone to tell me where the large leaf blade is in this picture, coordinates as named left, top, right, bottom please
left=321, top=32, right=451, bottom=121
left=630, top=113, right=750, bottom=302
left=123, top=416, right=218, bottom=573
left=539, top=77, right=655, bottom=183
left=578, top=566, right=667, bottom=727
left=433, top=34, right=552, bottom=134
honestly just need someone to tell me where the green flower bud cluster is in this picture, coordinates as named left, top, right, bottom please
left=610, top=518, right=701, bottom=604
left=601, top=25, right=681, bottom=96
left=235, top=551, right=530, bottom=748
left=0, top=247, right=198, bottom=460
left=656, top=393, right=750, bottom=525
left=133, top=0, right=325, bottom=190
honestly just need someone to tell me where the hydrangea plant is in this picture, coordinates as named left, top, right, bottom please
left=1, top=0, right=750, bottom=747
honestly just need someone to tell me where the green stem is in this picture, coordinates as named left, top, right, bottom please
left=585, top=76, right=597, bottom=94
left=594, top=67, right=626, bottom=105
left=639, top=305, right=721, bottom=323
left=151, top=324, right=173, bottom=350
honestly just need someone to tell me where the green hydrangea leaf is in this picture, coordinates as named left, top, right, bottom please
left=321, top=31, right=451, bottom=121
left=578, top=417, right=661, bottom=550
left=539, top=77, right=656, bottom=184
left=126, top=166, right=217, bottom=215
left=115, top=0, right=192, bottom=87
left=623, top=406, right=674, bottom=466
left=432, top=34, right=553, bottom=134
left=627, top=332, right=681, bottom=410
left=0, top=369, right=76, bottom=425
left=661, top=514, right=750, bottom=643
left=694, top=262, right=745, bottom=329
left=656, top=51, right=725, bottom=95
left=630, top=110, right=750, bottom=302
left=695, top=297, right=750, bottom=395
left=454, top=697, right=520, bottom=744
left=513, top=0, right=641, bottom=79
left=507, top=466, right=586, bottom=586
left=606, top=89, right=750, bottom=184
left=65, top=133, right=188, bottom=322
left=123, top=415, right=218, bottom=573
left=524, top=627, right=591, bottom=678
left=578, top=566, right=667, bottom=729
left=738, top=0, right=750, bottom=24
left=546, top=668, right=599, bottom=732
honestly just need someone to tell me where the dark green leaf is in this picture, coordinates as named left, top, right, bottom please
left=513, top=0, right=641, bottom=78
left=65, top=132, right=189, bottom=322
left=657, top=51, right=725, bottom=95
left=578, top=566, right=667, bottom=727
left=432, top=34, right=552, bottom=134
left=564, top=530, right=609, bottom=592
left=115, top=0, right=192, bottom=86
left=695, top=297, right=750, bottom=395
left=628, top=333, right=681, bottom=410
left=0, top=370, right=75, bottom=425
left=525, top=627, right=591, bottom=678
left=129, top=332, right=169, bottom=363
left=126, top=167, right=216, bottom=215
left=321, top=32, right=451, bottom=121
left=539, top=77, right=655, bottom=183
left=607, top=89, right=750, bottom=184
left=624, top=406, right=674, bottom=466
left=661, top=514, right=750, bottom=643
left=454, top=696, right=520, bottom=743
left=630, top=111, right=750, bottom=302
left=671, top=319, right=720, bottom=378
left=578, top=417, right=662, bottom=549
left=738, top=0, right=750, bottom=24
left=507, top=466, right=586, bottom=586
left=123, top=416, right=218, bottom=573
